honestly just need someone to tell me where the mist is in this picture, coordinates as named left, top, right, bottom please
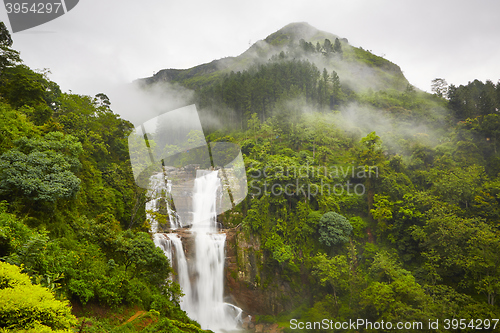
left=263, top=92, right=449, bottom=158
left=210, top=23, right=408, bottom=95
left=336, top=101, right=447, bottom=154
left=107, top=81, right=196, bottom=128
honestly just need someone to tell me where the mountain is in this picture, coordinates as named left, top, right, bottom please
left=136, top=22, right=408, bottom=92
left=2, top=16, right=500, bottom=333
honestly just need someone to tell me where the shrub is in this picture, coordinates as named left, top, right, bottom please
left=318, top=212, right=352, bottom=247
left=0, top=262, right=76, bottom=331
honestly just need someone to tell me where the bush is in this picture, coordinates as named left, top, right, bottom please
left=143, top=317, right=205, bottom=333
left=318, top=212, right=352, bottom=247
left=0, top=262, right=76, bottom=331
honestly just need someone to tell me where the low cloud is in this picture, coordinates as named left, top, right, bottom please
left=108, top=81, right=195, bottom=128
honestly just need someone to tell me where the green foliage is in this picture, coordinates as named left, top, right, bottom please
left=0, top=262, right=77, bottom=331
left=317, top=212, right=352, bottom=247
left=0, top=132, right=82, bottom=203
left=197, top=58, right=332, bottom=129
left=430, top=164, right=484, bottom=208
left=333, top=38, right=343, bottom=55
left=350, top=46, right=399, bottom=72
left=312, top=253, right=348, bottom=303
left=142, top=317, right=207, bottom=333
left=1, top=23, right=500, bottom=331
left=61, top=215, right=174, bottom=307
left=0, top=203, right=33, bottom=257
left=361, top=252, right=430, bottom=321
left=448, top=79, right=500, bottom=120
left=264, top=233, right=293, bottom=264
left=0, top=65, right=58, bottom=109
left=0, top=22, right=21, bottom=73
left=349, top=216, right=368, bottom=239
left=0, top=102, right=38, bottom=152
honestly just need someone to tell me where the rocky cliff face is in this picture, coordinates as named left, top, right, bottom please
left=224, top=226, right=297, bottom=317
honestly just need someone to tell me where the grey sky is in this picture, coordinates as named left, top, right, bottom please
left=1, top=0, right=499, bottom=121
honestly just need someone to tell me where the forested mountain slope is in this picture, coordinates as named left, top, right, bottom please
left=136, top=23, right=500, bottom=332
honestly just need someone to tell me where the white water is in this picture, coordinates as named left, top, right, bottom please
left=150, top=170, right=242, bottom=332
left=153, top=233, right=172, bottom=265
left=147, top=173, right=180, bottom=232
left=167, top=233, right=192, bottom=309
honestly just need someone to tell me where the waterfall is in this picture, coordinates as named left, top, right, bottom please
left=147, top=173, right=180, bottom=232
left=167, top=233, right=192, bottom=310
left=153, top=233, right=172, bottom=264
left=150, top=170, right=242, bottom=333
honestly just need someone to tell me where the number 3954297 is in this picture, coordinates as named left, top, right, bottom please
left=443, top=318, right=498, bottom=330
left=5, top=2, right=62, bottom=14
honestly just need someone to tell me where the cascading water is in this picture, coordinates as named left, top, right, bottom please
left=147, top=173, right=180, bottom=233
left=167, top=233, right=192, bottom=310
left=153, top=233, right=173, bottom=266
left=150, top=170, right=242, bottom=333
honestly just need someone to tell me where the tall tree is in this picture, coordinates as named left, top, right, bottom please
left=333, top=38, right=343, bottom=57
left=431, top=78, right=448, bottom=98
left=323, top=39, right=333, bottom=55
left=479, top=80, right=497, bottom=116
left=0, top=22, right=21, bottom=74
left=358, top=132, right=385, bottom=213
left=331, top=70, right=342, bottom=108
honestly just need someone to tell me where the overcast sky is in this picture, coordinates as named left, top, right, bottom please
left=1, top=0, right=499, bottom=122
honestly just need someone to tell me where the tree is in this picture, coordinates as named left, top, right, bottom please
left=333, top=38, right=343, bottom=56
left=0, top=132, right=82, bottom=204
left=479, top=80, right=497, bottom=116
left=466, top=225, right=500, bottom=306
left=370, top=194, right=393, bottom=232
left=0, top=65, right=47, bottom=108
left=412, top=207, right=500, bottom=306
left=480, top=114, right=500, bottom=154
left=323, top=39, right=333, bottom=55
left=0, top=22, right=12, bottom=47
left=318, top=212, right=352, bottom=247
left=114, top=230, right=171, bottom=285
left=319, top=69, right=330, bottom=107
left=248, top=112, right=260, bottom=143
left=0, top=102, right=38, bottom=153
left=312, top=253, right=349, bottom=306
left=430, top=165, right=484, bottom=209
left=0, top=22, right=21, bottom=74
left=331, top=70, right=342, bottom=108
left=315, top=42, right=321, bottom=53
left=93, top=92, right=111, bottom=109
left=411, top=211, right=479, bottom=280
left=361, top=252, right=431, bottom=323
left=0, top=261, right=77, bottom=332
left=264, top=233, right=293, bottom=264
left=358, top=132, right=385, bottom=212
left=186, top=129, right=205, bottom=148
left=431, top=78, right=448, bottom=98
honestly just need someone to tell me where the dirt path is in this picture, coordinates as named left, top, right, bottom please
left=123, top=310, right=146, bottom=325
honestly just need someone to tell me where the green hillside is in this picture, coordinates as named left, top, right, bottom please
left=0, top=22, right=210, bottom=333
